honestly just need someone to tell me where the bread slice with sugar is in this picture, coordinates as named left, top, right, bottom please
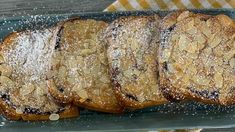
left=106, top=16, right=168, bottom=109
left=159, top=11, right=235, bottom=105
left=0, top=27, right=79, bottom=121
left=48, top=19, right=123, bottom=113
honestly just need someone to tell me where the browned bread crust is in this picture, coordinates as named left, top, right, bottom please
left=106, top=16, right=168, bottom=109
left=159, top=11, right=235, bottom=105
left=48, top=19, right=123, bottom=113
left=0, top=98, right=79, bottom=121
left=0, top=27, right=79, bottom=120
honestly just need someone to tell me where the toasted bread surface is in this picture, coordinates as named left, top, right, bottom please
left=106, top=16, right=168, bottom=109
left=0, top=28, right=79, bottom=120
left=159, top=11, right=235, bottom=105
left=48, top=19, right=123, bottom=113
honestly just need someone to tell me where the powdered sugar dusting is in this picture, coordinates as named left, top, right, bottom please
left=4, top=28, right=57, bottom=82
left=108, top=18, right=153, bottom=74
left=0, top=26, right=66, bottom=114
left=107, top=16, right=167, bottom=103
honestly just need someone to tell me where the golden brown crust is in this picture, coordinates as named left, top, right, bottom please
left=48, top=19, right=123, bottom=113
left=48, top=80, right=122, bottom=113
left=48, top=80, right=74, bottom=104
left=159, top=11, right=235, bottom=105
left=106, top=15, right=168, bottom=109
left=21, top=106, right=79, bottom=121
left=0, top=98, right=21, bottom=120
left=0, top=32, right=18, bottom=51
left=0, top=98, right=79, bottom=121
left=73, top=100, right=121, bottom=113
left=114, top=86, right=166, bottom=109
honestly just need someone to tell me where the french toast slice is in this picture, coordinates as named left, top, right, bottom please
left=0, top=27, right=79, bottom=120
left=48, top=19, right=123, bottom=113
left=106, top=16, right=168, bottom=109
left=159, top=11, right=235, bottom=105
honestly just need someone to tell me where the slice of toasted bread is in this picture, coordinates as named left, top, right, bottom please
left=106, top=16, right=168, bottom=109
left=0, top=28, right=79, bottom=120
left=48, top=19, right=123, bottom=113
left=159, top=11, right=235, bottom=105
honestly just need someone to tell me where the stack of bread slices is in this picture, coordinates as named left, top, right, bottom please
left=0, top=11, right=234, bottom=121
